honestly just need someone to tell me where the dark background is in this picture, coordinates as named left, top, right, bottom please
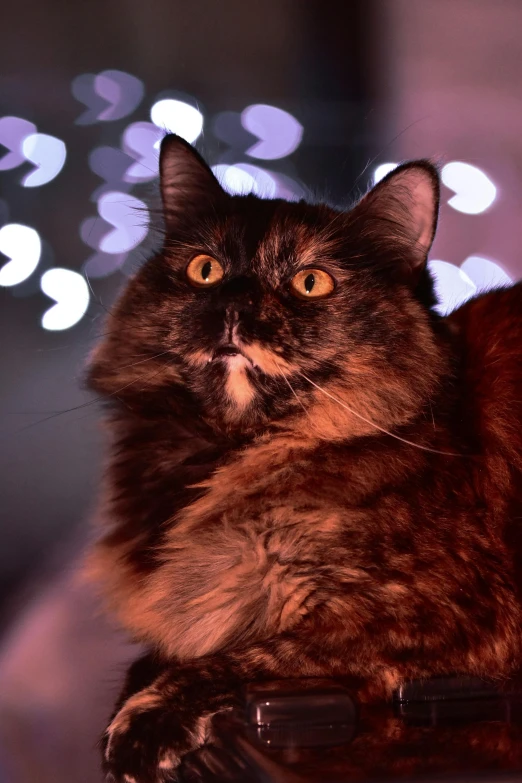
left=0, top=1, right=521, bottom=781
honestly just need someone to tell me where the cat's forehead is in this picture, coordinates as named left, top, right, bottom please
left=206, top=198, right=341, bottom=278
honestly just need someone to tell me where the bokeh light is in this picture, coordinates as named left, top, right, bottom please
left=212, top=164, right=277, bottom=197
left=81, top=192, right=149, bottom=262
left=21, top=133, right=66, bottom=187
left=88, top=146, right=134, bottom=200
left=122, top=121, right=162, bottom=182
left=0, top=223, right=41, bottom=286
left=441, top=161, right=497, bottom=215
left=0, top=118, right=65, bottom=187
left=429, top=259, right=477, bottom=315
left=241, top=104, right=303, bottom=160
left=429, top=256, right=512, bottom=315
left=373, top=163, right=398, bottom=184
left=97, top=192, right=149, bottom=254
left=150, top=99, right=203, bottom=143
left=0, top=116, right=37, bottom=170
left=40, top=268, right=90, bottom=331
left=72, top=70, right=144, bottom=125
left=83, top=251, right=128, bottom=280
left=460, top=255, right=512, bottom=290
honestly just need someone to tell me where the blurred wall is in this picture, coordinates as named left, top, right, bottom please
left=384, top=0, right=522, bottom=279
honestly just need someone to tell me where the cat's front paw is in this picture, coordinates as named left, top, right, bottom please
left=102, top=689, right=211, bottom=783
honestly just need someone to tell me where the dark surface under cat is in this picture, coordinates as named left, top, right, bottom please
left=85, top=134, right=522, bottom=782
left=201, top=677, right=522, bottom=782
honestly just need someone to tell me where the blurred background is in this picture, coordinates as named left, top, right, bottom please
left=0, top=1, right=520, bottom=780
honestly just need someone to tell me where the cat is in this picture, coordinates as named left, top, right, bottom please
left=86, top=133, right=522, bottom=782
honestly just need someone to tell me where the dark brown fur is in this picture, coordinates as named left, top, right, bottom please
left=86, top=135, right=522, bottom=782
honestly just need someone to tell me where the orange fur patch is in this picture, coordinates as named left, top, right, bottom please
left=186, top=349, right=212, bottom=367
left=241, top=342, right=296, bottom=376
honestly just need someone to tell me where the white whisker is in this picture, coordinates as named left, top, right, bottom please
left=116, top=348, right=174, bottom=372
left=276, top=363, right=313, bottom=422
left=297, top=371, right=463, bottom=457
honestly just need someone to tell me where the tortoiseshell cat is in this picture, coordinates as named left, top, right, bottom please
left=87, top=134, right=522, bottom=782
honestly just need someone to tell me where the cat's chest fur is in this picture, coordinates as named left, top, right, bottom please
left=97, top=434, right=364, bottom=659
left=93, top=427, right=519, bottom=669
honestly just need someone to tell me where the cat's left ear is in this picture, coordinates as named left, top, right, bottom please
left=355, top=161, right=440, bottom=278
left=159, top=134, right=228, bottom=235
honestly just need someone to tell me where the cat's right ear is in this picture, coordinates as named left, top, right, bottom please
left=351, top=161, right=440, bottom=283
left=159, top=134, right=227, bottom=234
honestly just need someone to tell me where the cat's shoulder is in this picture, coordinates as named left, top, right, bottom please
left=447, top=281, right=522, bottom=344
left=447, top=282, right=522, bottom=375
left=447, top=281, right=522, bottom=459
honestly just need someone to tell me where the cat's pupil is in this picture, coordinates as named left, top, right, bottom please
left=304, top=273, right=315, bottom=293
left=201, top=261, right=212, bottom=281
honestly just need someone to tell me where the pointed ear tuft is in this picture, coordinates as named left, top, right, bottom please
left=159, top=134, right=227, bottom=234
left=356, top=161, right=440, bottom=278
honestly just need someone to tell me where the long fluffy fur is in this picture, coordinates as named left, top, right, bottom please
left=86, top=136, right=522, bottom=782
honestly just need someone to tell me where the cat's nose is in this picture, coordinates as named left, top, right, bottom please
left=219, top=275, right=258, bottom=311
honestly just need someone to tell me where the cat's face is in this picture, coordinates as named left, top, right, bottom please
left=88, top=136, right=447, bottom=439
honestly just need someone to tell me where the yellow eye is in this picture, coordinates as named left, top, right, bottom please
left=290, top=269, right=335, bottom=300
left=186, top=255, right=224, bottom=288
